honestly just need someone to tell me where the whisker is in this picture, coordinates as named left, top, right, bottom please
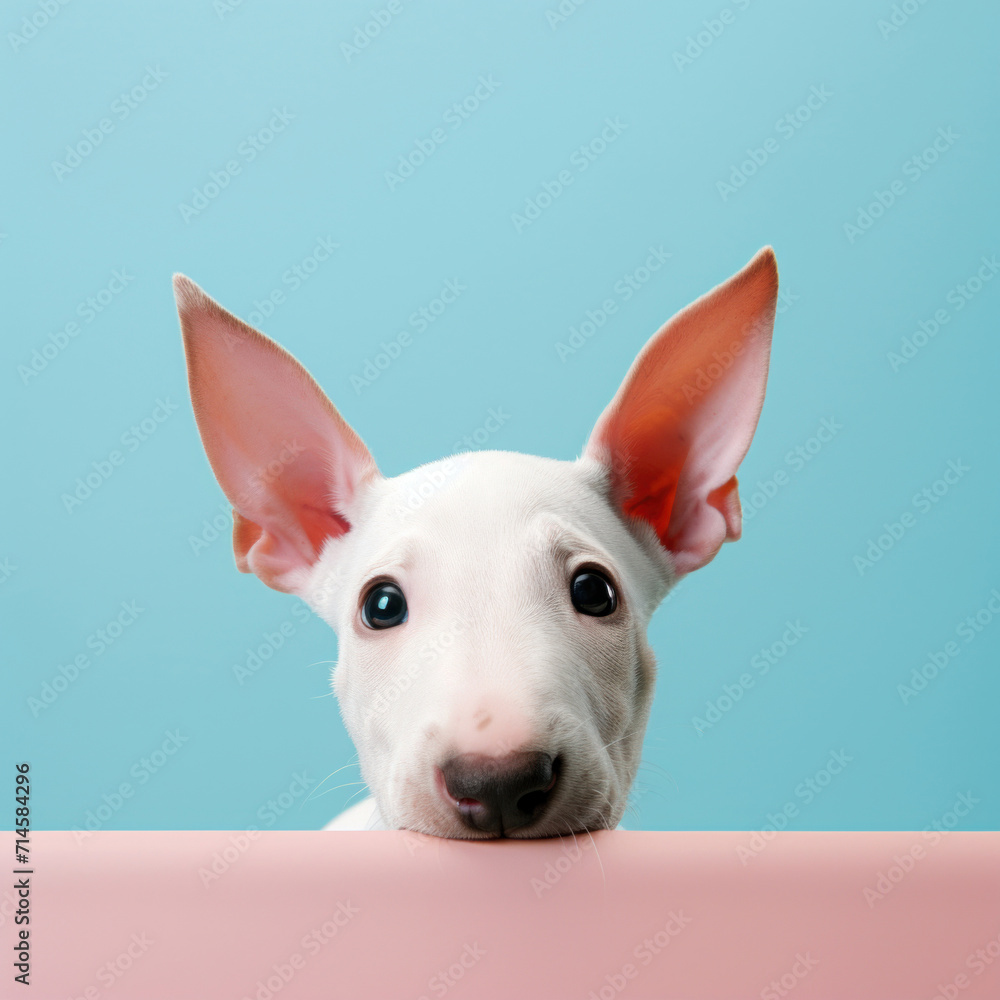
left=562, top=820, right=581, bottom=855
left=583, top=827, right=606, bottom=892
left=307, top=780, right=367, bottom=802
left=344, top=785, right=371, bottom=807
left=305, top=757, right=360, bottom=802
left=364, top=800, right=382, bottom=831
left=637, top=759, right=678, bottom=791
left=631, top=784, right=669, bottom=807
left=600, top=728, right=642, bottom=754
left=559, top=717, right=587, bottom=742
left=593, top=787, right=614, bottom=812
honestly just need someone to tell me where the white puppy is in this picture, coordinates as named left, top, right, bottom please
left=173, top=247, right=778, bottom=838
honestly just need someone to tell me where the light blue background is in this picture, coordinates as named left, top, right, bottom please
left=3, top=0, right=997, bottom=833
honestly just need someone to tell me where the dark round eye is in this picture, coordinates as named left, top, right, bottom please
left=570, top=570, right=617, bottom=617
left=361, top=582, right=408, bottom=629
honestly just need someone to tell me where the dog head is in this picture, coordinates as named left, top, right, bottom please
left=174, top=247, right=778, bottom=838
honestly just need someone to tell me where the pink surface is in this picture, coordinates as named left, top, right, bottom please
left=5, top=831, right=1000, bottom=999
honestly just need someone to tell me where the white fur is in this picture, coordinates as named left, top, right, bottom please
left=307, top=452, right=674, bottom=837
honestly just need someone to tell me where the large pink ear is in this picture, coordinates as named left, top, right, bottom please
left=584, top=247, right=778, bottom=576
left=173, top=276, right=379, bottom=593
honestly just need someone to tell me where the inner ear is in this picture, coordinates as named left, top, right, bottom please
left=174, top=274, right=379, bottom=593
left=583, top=248, right=778, bottom=575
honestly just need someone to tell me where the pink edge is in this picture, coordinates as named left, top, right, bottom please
left=15, top=830, right=1000, bottom=998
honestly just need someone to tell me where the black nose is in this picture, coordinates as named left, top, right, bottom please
left=439, top=751, right=559, bottom=835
